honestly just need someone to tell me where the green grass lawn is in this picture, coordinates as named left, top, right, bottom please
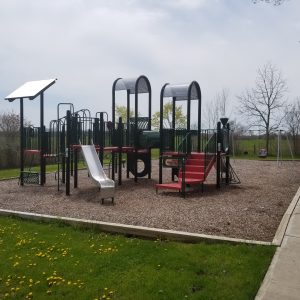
left=0, top=216, right=275, bottom=300
left=234, top=138, right=299, bottom=159
left=0, top=162, right=87, bottom=180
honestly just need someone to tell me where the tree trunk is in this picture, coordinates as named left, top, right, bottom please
left=293, top=134, right=296, bottom=155
left=265, top=130, right=270, bottom=154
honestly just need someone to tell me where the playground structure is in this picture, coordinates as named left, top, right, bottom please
left=4, top=76, right=238, bottom=201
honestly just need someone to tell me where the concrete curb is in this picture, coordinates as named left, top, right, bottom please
left=255, top=247, right=281, bottom=300
left=255, top=186, right=300, bottom=300
left=272, top=186, right=300, bottom=246
left=0, top=208, right=271, bottom=246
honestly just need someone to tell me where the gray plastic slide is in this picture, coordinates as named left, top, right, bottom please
left=81, top=145, right=115, bottom=202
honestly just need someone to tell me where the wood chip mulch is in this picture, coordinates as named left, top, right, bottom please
left=0, top=159, right=299, bottom=242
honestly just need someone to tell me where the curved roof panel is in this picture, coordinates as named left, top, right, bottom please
left=114, top=76, right=150, bottom=94
left=163, top=82, right=199, bottom=100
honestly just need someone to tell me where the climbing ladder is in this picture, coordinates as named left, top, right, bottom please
left=155, top=151, right=216, bottom=196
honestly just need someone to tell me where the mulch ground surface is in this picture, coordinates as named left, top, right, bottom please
left=0, top=159, right=299, bottom=242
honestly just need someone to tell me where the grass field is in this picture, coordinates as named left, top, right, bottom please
left=234, top=138, right=299, bottom=159
left=0, top=216, right=275, bottom=300
left=0, top=162, right=87, bottom=180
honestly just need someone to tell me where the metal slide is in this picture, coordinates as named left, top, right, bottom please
left=81, top=145, right=115, bottom=202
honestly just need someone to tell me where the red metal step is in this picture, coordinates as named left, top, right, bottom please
left=156, top=152, right=216, bottom=194
left=180, top=178, right=204, bottom=184
left=179, top=171, right=204, bottom=180
left=155, top=182, right=182, bottom=190
left=190, top=152, right=205, bottom=159
left=186, top=159, right=204, bottom=166
left=185, top=165, right=205, bottom=172
left=155, top=178, right=203, bottom=191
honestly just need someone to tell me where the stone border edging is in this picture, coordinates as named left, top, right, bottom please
left=0, top=177, right=19, bottom=181
left=0, top=208, right=271, bottom=246
left=272, top=186, right=300, bottom=246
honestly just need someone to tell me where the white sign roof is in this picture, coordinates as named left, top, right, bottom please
left=5, top=78, right=56, bottom=101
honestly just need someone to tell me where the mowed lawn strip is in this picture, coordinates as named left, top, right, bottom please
left=0, top=162, right=87, bottom=180
left=0, top=216, right=275, bottom=300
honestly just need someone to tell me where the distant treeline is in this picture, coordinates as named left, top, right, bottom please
left=0, top=132, right=20, bottom=169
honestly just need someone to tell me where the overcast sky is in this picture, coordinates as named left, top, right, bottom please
left=1, top=0, right=299, bottom=126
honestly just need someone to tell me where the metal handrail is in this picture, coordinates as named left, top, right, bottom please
left=204, top=133, right=217, bottom=179
left=178, top=131, right=192, bottom=154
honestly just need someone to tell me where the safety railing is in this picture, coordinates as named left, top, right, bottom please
left=177, top=131, right=192, bottom=154
left=204, top=132, right=217, bottom=179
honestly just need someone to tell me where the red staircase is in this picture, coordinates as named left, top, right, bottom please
left=155, top=152, right=216, bottom=193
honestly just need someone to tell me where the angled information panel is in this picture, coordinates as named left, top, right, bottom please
left=5, top=78, right=56, bottom=101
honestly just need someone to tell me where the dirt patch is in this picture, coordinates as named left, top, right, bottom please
left=0, top=159, right=299, bottom=242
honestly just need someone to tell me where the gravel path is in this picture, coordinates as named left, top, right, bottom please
left=0, top=159, right=299, bottom=242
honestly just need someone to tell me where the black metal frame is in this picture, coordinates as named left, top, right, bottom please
left=5, top=80, right=56, bottom=187
left=112, top=75, right=152, bottom=182
left=159, top=81, right=202, bottom=184
left=216, top=119, right=234, bottom=187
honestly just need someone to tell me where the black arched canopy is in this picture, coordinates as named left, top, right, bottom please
left=112, top=75, right=152, bottom=183
left=160, top=81, right=201, bottom=149
left=112, top=75, right=152, bottom=145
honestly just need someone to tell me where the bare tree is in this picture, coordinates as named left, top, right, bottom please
left=253, top=0, right=288, bottom=5
left=205, top=89, right=230, bottom=129
left=237, top=62, right=287, bottom=153
left=285, top=98, right=300, bottom=155
left=0, top=111, right=31, bottom=132
left=0, top=111, right=20, bottom=133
